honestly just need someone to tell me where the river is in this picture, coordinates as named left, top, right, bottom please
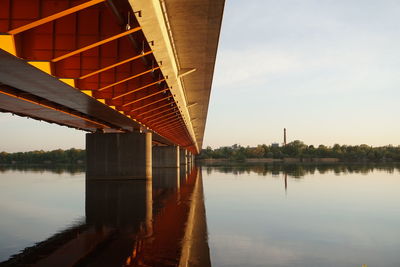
left=0, top=163, right=399, bottom=266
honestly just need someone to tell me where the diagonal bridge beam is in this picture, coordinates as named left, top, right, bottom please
left=8, top=0, right=106, bottom=35
left=98, top=67, right=161, bottom=91
left=112, top=78, right=165, bottom=100
left=52, top=27, right=142, bottom=62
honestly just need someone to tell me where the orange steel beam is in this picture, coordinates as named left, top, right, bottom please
left=148, top=112, right=179, bottom=125
left=130, top=96, right=171, bottom=113
left=8, top=0, right=106, bottom=35
left=160, top=124, right=185, bottom=133
left=146, top=111, right=177, bottom=124
left=79, top=51, right=153, bottom=79
left=152, top=116, right=181, bottom=127
left=163, top=133, right=185, bottom=142
left=122, top=89, right=168, bottom=107
left=154, top=115, right=181, bottom=125
left=155, top=120, right=183, bottom=130
left=141, top=106, right=176, bottom=121
left=112, top=78, right=165, bottom=100
left=98, top=67, right=160, bottom=91
left=158, top=123, right=183, bottom=132
left=157, top=120, right=182, bottom=130
left=163, top=128, right=185, bottom=134
left=159, top=119, right=183, bottom=128
left=163, top=129, right=186, bottom=136
left=154, top=121, right=181, bottom=131
left=137, top=102, right=174, bottom=117
left=52, top=27, right=142, bottom=62
left=0, top=88, right=110, bottom=129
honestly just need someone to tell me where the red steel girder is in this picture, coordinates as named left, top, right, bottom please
left=136, top=102, right=174, bottom=118
left=158, top=121, right=185, bottom=131
left=78, top=51, right=153, bottom=79
left=152, top=117, right=181, bottom=128
left=145, top=111, right=178, bottom=125
left=8, top=0, right=106, bottom=35
left=130, top=96, right=171, bottom=113
left=52, top=27, right=142, bottom=62
left=98, top=66, right=160, bottom=91
left=112, top=78, right=165, bottom=100
left=140, top=106, right=176, bottom=121
left=122, top=89, right=168, bottom=107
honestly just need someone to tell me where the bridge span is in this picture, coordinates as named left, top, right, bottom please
left=0, top=0, right=224, bottom=171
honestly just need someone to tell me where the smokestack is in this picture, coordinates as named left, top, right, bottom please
left=284, top=128, right=287, bottom=146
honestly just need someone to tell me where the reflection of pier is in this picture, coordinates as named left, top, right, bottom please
left=1, top=167, right=210, bottom=267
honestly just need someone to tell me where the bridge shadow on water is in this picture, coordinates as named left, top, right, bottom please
left=1, top=166, right=210, bottom=267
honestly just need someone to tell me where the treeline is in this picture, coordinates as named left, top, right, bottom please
left=198, top=141, right=400, bottom=162
left=0, top=148, right=85, bottom=165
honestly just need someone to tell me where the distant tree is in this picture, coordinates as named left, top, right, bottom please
left=197, top=141, right=400, bottom=163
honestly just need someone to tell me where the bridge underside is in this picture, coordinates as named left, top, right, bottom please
left=0, top=0, right=224, bottom=153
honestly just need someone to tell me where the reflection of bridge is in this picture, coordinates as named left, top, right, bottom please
left=2, top=167, right=210, bottom=266
left=0, top=0, right=225, bottom=171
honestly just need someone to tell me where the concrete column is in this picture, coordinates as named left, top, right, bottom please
left=180, top=148, right=188, bottom=165
left=187, top=152, right=192, bottom=165
left=153, top=145, right=180, bottom=168
left=86, top=132, right=152, bottom=179
left=145, top=132, right=152, bottom=178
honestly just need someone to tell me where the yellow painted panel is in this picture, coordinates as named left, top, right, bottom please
left=0, top=35, right=16, bottom=55
left=82, top=90, right=93, bottom=97
left=97, top=99, right=105, bottom=104
left=28, top=61, right=52, bottom=75
left=59, top=78, right=76, bottom=87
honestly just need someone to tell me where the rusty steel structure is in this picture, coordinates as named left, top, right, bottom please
left=0, top=0, right=225, bottom=153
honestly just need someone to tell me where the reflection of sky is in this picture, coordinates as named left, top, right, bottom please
left=0, top=171, right=85, bottom=261
left=203, top=168, right=400, bottom=267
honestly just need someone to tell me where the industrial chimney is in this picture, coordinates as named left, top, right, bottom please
left=284, top=128, right=287, bottom=146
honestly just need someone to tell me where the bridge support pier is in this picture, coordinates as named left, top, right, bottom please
left=187, top=152, right=192, bottom=165
left=86, top=132, right=152, bottom=179
left=152, top=145, right=180, bottom=168
left=180, top=148, right=188, bottom=166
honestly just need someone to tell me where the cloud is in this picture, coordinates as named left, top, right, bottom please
left=214, top=34, right=400, bottom=98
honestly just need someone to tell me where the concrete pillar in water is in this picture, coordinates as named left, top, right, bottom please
left=153, top=145, right=180, bottom=168
left=180, top=148, right=188, bottom=165
left=187, top=151, right=192, bottom=165
left=86, top=132, right=152, bottom=179
left=145, top=132, right=152, bottom=178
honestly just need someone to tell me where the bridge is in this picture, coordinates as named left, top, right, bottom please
left=0, top=0, right=224, bottom=177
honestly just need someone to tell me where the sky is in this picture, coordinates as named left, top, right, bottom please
left=1, top=0, right=400, bottom=152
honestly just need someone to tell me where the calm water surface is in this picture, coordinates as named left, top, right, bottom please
left=0, top=167, right=85, bottom=262
left=203, top=164, right=400, bottom=267
left=0, top=164, right=399, bottom=266
left=0, top=166, right=208, bottom=266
